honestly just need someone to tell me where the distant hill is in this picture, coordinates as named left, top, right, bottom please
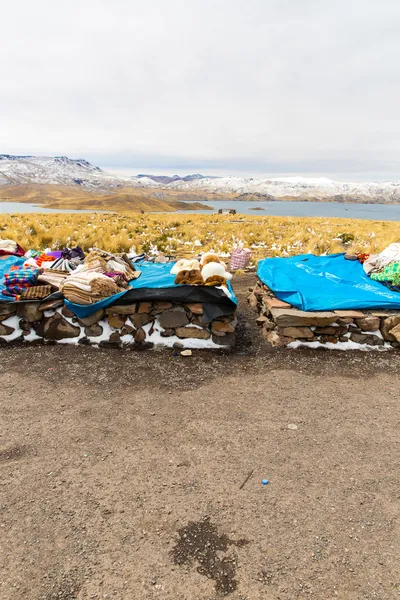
left=1, top=154, right=400, bottom=203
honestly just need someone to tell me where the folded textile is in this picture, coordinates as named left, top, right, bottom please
left=4, top=267, right=40, bottom=286
left=20, top=285, right=53, bottom=300
left=370, top=261, right=400, bottom=285
left=36, top=254, right=56, bottom=267
left=38, top=270, right=69, bottom=289
left=0, top=239, right=25, bottom=257
left=51, top=257, right=83, bottom=271
left=363, top=243, right=400, bottom=274
left=2, top=285, right=30, bottom=299
left=60, top=283, right=102, bottom=305
left=62, top=246, right=85, bottom=260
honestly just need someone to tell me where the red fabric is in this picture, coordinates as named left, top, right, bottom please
left=0, top=243, right=25, bottom=257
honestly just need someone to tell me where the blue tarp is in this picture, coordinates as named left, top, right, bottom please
left=257, top=253, right=400, bottom=311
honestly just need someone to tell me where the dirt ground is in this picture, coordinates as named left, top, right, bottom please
left=0, top=274, right=399, bottom=600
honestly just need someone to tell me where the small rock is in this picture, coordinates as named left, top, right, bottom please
left=153, top=301, right=173, bottom=312
left=160, top=329, right=175, bottom=337
left=181, top=349, right=192, bottom=356
left=381, top=315, right=400, bottom=341
left=278, top=326, right=313, bottom=339
left=105, top=303, right=137, bottom=315
left=77, top=310, right=104, bottom=326
left=288, top=423, right=298, bottom=430
left=85, top=323, right=103, bottom=337
left=175, top=326, right=210, bottom=339
left=212, top=332, right=236, bottom=346
left=211, top=319, right=237, bottom=333
left=0, top=304, right=16, bottom=318
left=34, top=313, right=81, bottom=340
left=350, top=332, right=384, bottom=346
left=158, top=308, right=189, bottom=328
left=137, top=301, right=152, bottom=314
left=129, top=313, right=152, bottom=328
left=38, top=298, right=64, bottom=311
left=16, top=302, right=42, bottom=322
left=184, top=303, right=203, bottom=315
left=134, top=327, right=146, bottom=343
left=109, top=331, right=121, bottom=343
left=172, top=342, right=184, bottom=351
left=0, top=322, right=15, bottom=336
left=108, top=313, right=126, bottom=329
left=61, top=305, right=75, bottom=318
left=355, top=316, right=380, bottom=332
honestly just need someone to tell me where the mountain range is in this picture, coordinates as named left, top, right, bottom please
left=1, top=154, right=400, bottom=203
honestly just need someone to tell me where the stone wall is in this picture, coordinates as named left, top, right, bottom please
left=249, top=281, right=400, bottom=350
left=0, top=299, right=237, bottom=349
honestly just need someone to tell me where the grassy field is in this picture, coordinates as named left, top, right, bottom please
left=1, top=212, right=399, bottom=260
left=0, top=184, right=208, bottom=212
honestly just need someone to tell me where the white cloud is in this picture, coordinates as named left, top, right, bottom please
left=1, top=0, right=400, bottom=179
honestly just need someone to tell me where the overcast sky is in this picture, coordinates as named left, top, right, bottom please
left=1, top=0, right=400, bottom=180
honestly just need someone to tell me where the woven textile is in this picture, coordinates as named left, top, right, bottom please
left=370, top=261, right=400, bottom=285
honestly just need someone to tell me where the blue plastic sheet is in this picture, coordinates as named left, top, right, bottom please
left=257, top=253, right=400, bottom=311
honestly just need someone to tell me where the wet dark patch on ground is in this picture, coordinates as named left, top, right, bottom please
left=0, top=444, right=29, bottom=462
left=171, top=517, right=249, bottom=595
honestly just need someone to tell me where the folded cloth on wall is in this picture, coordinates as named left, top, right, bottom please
left=363, top=242, right=400, bottom=274
left=2, top=265, right=40, bottom=300
left=36, top=253, right=56, bottom=267
left=61, top=271, right=122, bottom=304
left=0, top=239, right=25, bottom=257
left=62, top=246, right=85, bottom=260
left=370, top=261, right=400, bottom=285
left=38, top=269, right=69, bottom=289
left=50, top=257, right=83, bottom=271
left=4, top=267, right=39, bottom=286
left=20, top=285, right=53, bottom=300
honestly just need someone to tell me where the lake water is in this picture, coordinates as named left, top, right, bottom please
left=0, top=200, right=399, bottom=221
left=0, top=202, right=110, bottom=214
left=175, top=200, right=400, bottom=221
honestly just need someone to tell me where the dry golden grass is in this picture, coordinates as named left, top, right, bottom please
left=0, top=184, right=207, bottom=212
left=1, top=212, right=399, bottom=260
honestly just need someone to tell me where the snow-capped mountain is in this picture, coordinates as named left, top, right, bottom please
left=1, top=154, right=400, bottom=202
left=165, top=175, right=400, bottom=203
left=0, top=154, right=134, bottom=190
left=136, top=173, right=208, bottom=184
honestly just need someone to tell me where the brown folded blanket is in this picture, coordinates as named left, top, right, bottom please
left=20, top=285, right=53, bottom=300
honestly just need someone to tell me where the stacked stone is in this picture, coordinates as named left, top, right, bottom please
left=249, top=281, right=400, bottom=349
left=0, top=299, right=237, bottom=348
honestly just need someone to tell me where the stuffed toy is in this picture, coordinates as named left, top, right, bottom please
left=174, top=269, right=204, bottom=285
left=201, top=262, right=232, bottom=287
left=170, top=259, right=200, bottom=275
left=200, top=252, right=227, bottom=268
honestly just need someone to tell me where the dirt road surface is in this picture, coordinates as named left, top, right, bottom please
left=1, top=275, right=399, bottom=600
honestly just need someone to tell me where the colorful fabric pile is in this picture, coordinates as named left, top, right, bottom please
left=364, top=243, right=400, bottom=293
left=1, top=265, right=41, bottom=300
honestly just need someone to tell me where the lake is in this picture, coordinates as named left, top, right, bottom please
left=175, top=200, right=400, bottom=221
left=0, top=200, right=399, bottom=221
left=0, top=202, right=110, bottom=214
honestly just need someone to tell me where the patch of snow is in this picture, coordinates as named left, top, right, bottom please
left=0, top=315, right=23, bottom=341
left=288, top=340, right=392, bottom=352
